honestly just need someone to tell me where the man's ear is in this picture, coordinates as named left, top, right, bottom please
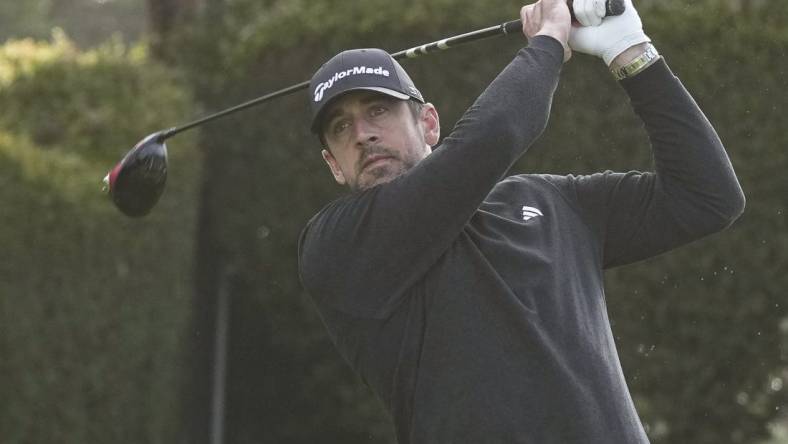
left=322, top=149, right=347, bottom=185
left=420, top=103, right=440, bottom=147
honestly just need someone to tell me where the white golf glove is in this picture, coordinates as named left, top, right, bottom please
left=569, top=0, right=650, bottom=66
left=572, top=0, right=608, bottom=27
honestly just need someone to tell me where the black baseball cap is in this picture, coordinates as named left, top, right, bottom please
left=309, top=48, right=424, bottom=134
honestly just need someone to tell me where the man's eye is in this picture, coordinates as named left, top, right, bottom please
left=333, top=121, right=350, bottom=135
left=370, top=105, right=387, bottom=117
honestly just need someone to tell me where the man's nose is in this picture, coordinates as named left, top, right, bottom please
left=353, top=118, right=379, bottom=146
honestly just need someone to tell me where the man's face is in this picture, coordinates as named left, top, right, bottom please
left=320, top=91, right=440, bottom=191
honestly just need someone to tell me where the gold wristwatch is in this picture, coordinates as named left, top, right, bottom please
left=611, top=44, right=660, bottom=81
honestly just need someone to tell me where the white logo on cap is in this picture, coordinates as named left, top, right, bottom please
left=313, top=66, right=390, bottom=102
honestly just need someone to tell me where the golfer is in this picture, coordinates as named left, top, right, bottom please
left=298, top=0, right=745, bottom=442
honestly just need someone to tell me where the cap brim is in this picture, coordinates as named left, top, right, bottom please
left=310, top=86, right=412, bottom=134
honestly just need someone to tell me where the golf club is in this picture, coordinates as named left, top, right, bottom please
left=103, top=0, right=625, bottom=217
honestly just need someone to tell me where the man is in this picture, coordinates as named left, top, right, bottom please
left=298, top=0, right=745, bottom=442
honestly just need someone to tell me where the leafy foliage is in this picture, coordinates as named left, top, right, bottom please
left=0, top=0, right=146, bottom=47
left=0, top=34, right=201, bottom=444
left=0, top=31, right=193, bottom=163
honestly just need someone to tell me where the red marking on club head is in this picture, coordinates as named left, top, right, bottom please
left=107, top=161, right=124, bottom=191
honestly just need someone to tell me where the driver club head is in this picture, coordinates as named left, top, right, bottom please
left=103, top=131, right=168, bottom=217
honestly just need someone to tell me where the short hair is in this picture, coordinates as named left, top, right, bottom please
left=405, top=100, right=424, bottom=119
left=319, top=99, right=425, bottom=149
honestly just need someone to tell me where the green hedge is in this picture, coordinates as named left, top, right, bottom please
left=0, top=34, right=200, bottom=444
left=0, top=30, right=195, bottom=163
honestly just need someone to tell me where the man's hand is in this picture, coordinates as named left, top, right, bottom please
left=568, top=0, right=650, bottom=66
left=521, top=0, right=572, bottom=62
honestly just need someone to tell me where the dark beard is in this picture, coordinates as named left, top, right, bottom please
left=351, top=145, right=416, bottom=192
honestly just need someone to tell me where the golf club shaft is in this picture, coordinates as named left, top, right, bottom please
left=392, top=20, right=522, bottom=60
left=160, top=19, right=524, bottom=141
left=160, top=80, right=310, bottom=140
left=161, top=0, right=628, bottom=140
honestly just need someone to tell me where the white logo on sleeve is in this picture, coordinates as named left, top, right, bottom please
left=522, top=206, right=544, bottom=221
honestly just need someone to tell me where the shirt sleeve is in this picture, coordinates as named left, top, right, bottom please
left=299, top=36, right=565, bottom=318
left=546, top=59, right=745, bottom=269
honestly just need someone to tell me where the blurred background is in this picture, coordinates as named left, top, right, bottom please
left=0, top=0, right=785, bottom=443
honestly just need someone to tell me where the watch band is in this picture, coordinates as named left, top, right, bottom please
left=611, top=44, right=660, bottom=81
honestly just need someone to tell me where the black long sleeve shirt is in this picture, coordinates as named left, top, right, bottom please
left=298, top=36, right=745, bottom=443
